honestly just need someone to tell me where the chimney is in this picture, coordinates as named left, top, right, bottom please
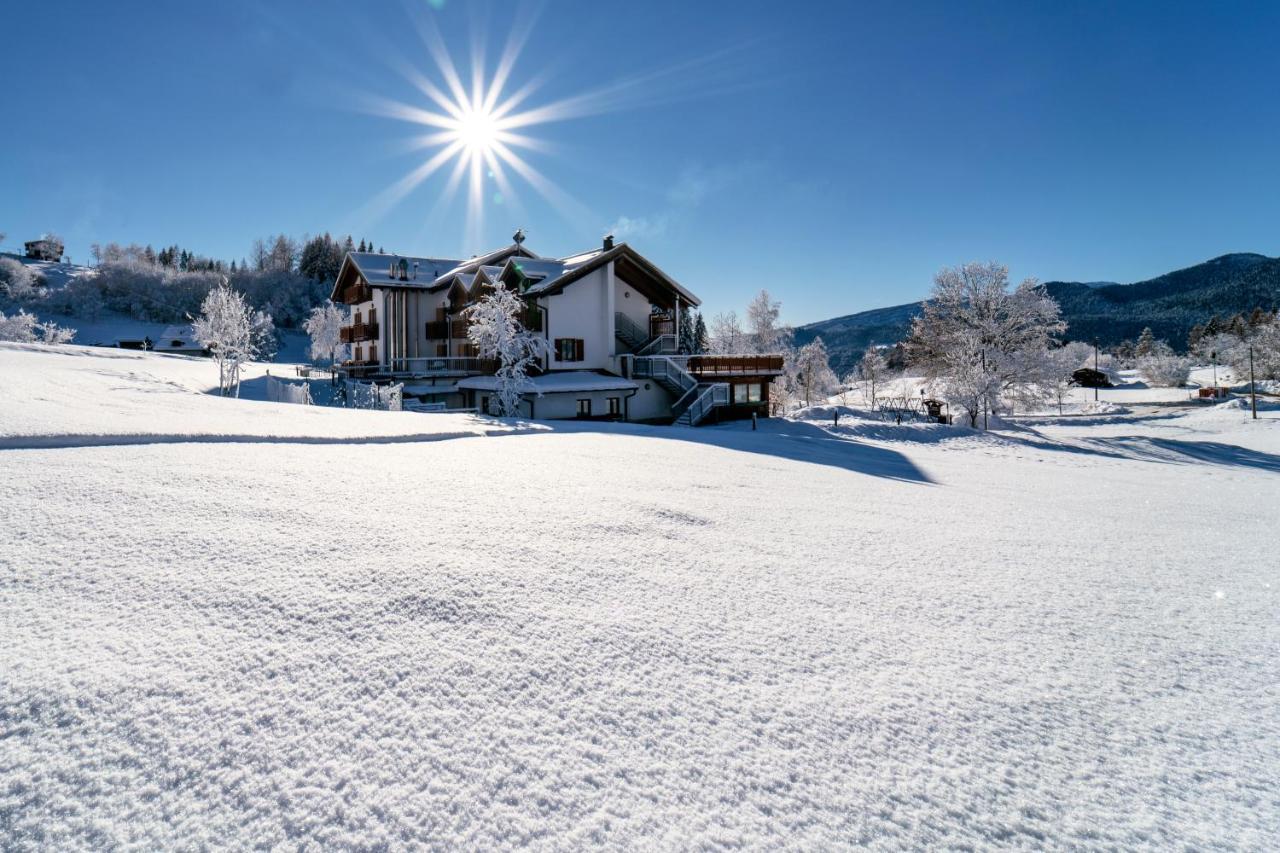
left=603, top=234, right=614, bottom=251
left=412, top=262, right=419, bottom=280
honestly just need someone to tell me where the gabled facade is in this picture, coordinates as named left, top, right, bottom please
left=331, top=237, right=783, bottom=425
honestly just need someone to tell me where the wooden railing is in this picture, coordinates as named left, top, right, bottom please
left=425, top=319, right=470, bottom=339
left=521, top=306, right=544, bottom=333
left=425, top=308, right=541, bottom=339
left=338, top=284, right=372, bottom=304
left=686, top=355, right=785, bottom=376
left=339, top=322, right=379, bottom=343
left=649, top=316, right=675, bottom=338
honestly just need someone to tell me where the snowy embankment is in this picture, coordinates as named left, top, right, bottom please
left=0, top=343, right=536, bottom=448
left=2, top=344, right=1278, bottom=848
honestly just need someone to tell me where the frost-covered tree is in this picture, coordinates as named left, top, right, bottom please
left=746, top=289, right=792, bottom=353
left=709, top=310, right=746, bottom=354
left=0, top=257, right=36, bottom=301
left=464, top=282, right=548, bottom=417
left=1136, top=341, right=1191, bottom=387
left=1198, top=318, right=1280, bottom=382
left=1134, top=327, right=1157, bottom=358
left=793, top=337, right=838, bottom=407
left=193, top=280, right=274, bottom=397
left=0, top=308, right=38, bottom=341
left=855, top=345, right=888, bottom=409
left=303, top=301, right=347, bottom=366
left=36, top=319, right=76, bottom=344
left=905, top=262, right=1065, bottom=428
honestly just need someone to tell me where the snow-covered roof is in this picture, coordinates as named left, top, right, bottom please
left=154, top=325, right=201, bottom=350
left=457, top=371, right=639, bottom=394
left=346, top=252, right=464, bottom=288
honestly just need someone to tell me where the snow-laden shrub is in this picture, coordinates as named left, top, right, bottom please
left=0, top=258, right=36, bottom=301
left=0, top=308, right=38, bottom=341
left=1137, top=343, right=1191, bottom=387
left=37, top=320, right=76, bottom=343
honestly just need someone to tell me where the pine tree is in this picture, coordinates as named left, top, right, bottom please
left=358, top=239, right=366, bottom=252
left=693, top=311, right=709, bottom=354
left=1135, top=327, right=1156, bottom=357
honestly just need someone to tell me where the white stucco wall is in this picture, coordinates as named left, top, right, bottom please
left=540, top=267, right=612, bottom=370
left=614, top=275, right=656, bottom=350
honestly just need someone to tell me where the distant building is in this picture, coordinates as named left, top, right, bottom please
left=154, top=325, right=208, bottom=356
left=24, top=237, right=64, bottom=262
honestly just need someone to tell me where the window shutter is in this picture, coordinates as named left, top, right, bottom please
left=576, top=339, right=584, bottom=361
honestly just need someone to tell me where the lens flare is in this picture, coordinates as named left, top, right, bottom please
left=353, top=7, right=758, bottom=252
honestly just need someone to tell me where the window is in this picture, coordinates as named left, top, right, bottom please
left=607, top=396, right=621, bottom=416
left=480, top=395, right=489, bottom=414
left=436, top=343, right=447, bottom=357
left=369, top=307, right=377, bottom=324
left=734, top=382, right=763, bottom=404
left=369, top=345, right=378, bottom=363
left=555, top=338, right=585, bottom=362
left=577, top=398, right=592, bottom=417
left=355, top=345, right=362, bottom=362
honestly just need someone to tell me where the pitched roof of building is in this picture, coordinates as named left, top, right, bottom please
left=332, top=240, right=699, bottom=306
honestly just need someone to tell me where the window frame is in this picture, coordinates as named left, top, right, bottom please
left=576, top=398, right=592, bottom=417
left=555, top=338, right=585, bottom=362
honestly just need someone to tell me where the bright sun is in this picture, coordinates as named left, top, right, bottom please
left=453, top=108, right=498, bottom=153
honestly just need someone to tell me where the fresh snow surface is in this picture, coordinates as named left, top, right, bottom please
left=2, top=343, right=1278, bottom=849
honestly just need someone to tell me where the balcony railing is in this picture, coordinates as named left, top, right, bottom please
left=338, top=356, right=498, bottom=378
left=425, top=319, right=470, bottom=339
left=385, top=357, right=498, bottom=375
left=649, top=316, right=675, bottom=338
left=338, top=284, right=372, bottom=304
left=521, top=306, right=544, bottom=333
left=425, top=308, right=541, bottom=339
left=339, top=322, right=379, bottom=343
left=686, top=354, right=785, bottom=377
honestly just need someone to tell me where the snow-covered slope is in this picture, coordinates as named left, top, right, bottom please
left=2, top=344, right=1278, bottom=848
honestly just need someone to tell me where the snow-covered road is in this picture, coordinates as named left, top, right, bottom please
left=2, top=344, right=1277, bottom=848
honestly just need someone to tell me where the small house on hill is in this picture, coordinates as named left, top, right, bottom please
left=154, top=325, right=207, bottom=356
left=24, top=237, right=64, bottom=262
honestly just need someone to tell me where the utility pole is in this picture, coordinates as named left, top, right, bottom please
left=1093, top=338, right=1100, bottom=402
left=1249, top=345, right=1258, bottom=420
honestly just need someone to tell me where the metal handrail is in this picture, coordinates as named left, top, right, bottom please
left=614, top=312, right=648, bottom=349
left=684, top=382, right=730, bottom=425
left=637, top=334, right=678, bottom=356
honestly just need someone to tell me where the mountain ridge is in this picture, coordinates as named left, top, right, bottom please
left=795, top=252, right=1280, bottom=373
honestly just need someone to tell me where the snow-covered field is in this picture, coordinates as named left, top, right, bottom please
left=2, top=343, right=1278, bottom=848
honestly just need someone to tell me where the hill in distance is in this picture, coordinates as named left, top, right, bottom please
left=797, top=252, right=1280, bottom=374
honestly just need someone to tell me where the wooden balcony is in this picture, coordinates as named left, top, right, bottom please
left=686, top=354, right=786, bottom=377
left=521, top=306, right=544, bottom=333
left=340, top=322, right=379, bottom=343
left=338, top=283, right=372, bottom=304
left=425, top=319, right=470, bottom=339
left=649, top=316, right=675, bottom=338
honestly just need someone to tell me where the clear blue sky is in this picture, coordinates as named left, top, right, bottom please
left=3, top=0, right=1279, bottom=324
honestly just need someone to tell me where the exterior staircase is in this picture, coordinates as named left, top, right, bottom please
left=632, top=355, right=731, bottom=426
left=615, top=312, right=678, bottom=356
left=614, top=312, right=649, bottom=351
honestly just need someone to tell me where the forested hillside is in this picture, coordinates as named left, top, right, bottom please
left=797, top=253, right=1280, bottom=374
